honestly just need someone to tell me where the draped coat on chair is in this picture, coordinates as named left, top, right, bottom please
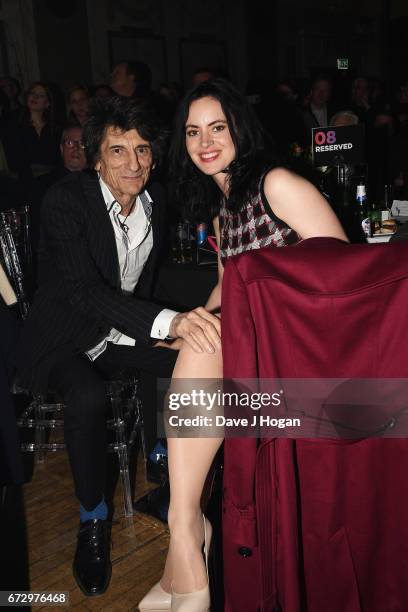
left=221, top=238, right=408, bottom=612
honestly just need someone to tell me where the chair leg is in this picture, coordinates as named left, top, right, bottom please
left=117, top=445, right=133, bottom=517
left=128, top=379, right=147, bottom=463
left=135, top=398, right=147, bottom=463
left=111, top=394, right=134, bottom=517
left=34, top=398, right=46, bottom=464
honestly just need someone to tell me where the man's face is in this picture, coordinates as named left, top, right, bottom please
left=60, top=127, right=87, bottom=172
left=110, top=63, right=134, bottom=96
left=95, top=126, right=153, bottom=205
left=310, top=80, right=331, bottom=108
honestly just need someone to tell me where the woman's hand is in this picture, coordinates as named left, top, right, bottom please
left=154, top=338, right=184, bottom=351
left=169, top=307, right=221, bottom=354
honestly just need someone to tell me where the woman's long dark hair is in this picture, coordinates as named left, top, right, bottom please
left=168, top=78, right=278, bottom=221
left=19, top=81, right=56, bottom=130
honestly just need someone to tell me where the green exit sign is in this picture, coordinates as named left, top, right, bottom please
left=337, top=58, right=349, bottom=70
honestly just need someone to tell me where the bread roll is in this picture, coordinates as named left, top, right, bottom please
left=381, top=219, right=397, bottom=232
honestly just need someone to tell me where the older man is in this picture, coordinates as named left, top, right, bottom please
left=30, top=125, right=88, bottom=277
left=33, top=124, right=87, bottom=195
left=17, top=97, right=220, bottom=596
left=60, top=124, right=87, bottom=172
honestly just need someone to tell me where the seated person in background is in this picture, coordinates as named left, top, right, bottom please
left=330, top=110, right=359, bottom=127
left=59, top=125, right=87, bottom=173
left=302, top=75, right=335, bottom=132
left=30, top=124, right=88, bottom=269
left=66, top=85, right=90, bottom=126
left=0, top=76, right=22, bottom=119
left=36, top=123, right=87, bottom=188
left=91, top=84, right=114, bottom=99
left=249, top=79, right=308, bottom=153
left=349, top=76, right=393, bottom=199
left=110, top=59, right=170, bottom=121
left=350, top=76, right=372, bottom=120
left=4, top=82, right=61, bottom=185
left=17, top=96, right=220, bottom=597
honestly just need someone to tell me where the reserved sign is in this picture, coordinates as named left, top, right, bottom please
left=312, top=124, right=365, bottom=166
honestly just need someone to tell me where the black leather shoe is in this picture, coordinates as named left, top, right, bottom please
left=133, top=480, right=169, bottom=523
left=73, top=519, right=112, bottom=596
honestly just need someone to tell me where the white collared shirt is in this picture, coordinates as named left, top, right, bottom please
left=310, top=103, right=328, bottom=127
left=86, top=178, right=177, bottom=361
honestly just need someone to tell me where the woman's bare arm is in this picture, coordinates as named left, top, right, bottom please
left=263, top=167, right=348, bottom=241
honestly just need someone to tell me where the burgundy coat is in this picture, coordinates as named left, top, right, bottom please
left=221, top=238, right=408, bottom=612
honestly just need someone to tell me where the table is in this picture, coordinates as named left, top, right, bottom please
left=366, top=233, right=394, bottom=244
left=154, top=259, right=218, bottom=310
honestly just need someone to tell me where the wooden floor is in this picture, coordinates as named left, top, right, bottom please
left=23, top=448, right=168, bottom=611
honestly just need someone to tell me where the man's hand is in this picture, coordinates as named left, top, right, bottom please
left=169, top=307, right=221, bottom=353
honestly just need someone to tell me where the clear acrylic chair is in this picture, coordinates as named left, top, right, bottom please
left=0, top=207, right=31, bottom=319
left=18, top=375, right=146, bottom=518
left=3, top=205, right=147, bottom=517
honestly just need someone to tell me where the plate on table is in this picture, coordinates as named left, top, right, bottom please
left=367, top=233, right=395, bottom=243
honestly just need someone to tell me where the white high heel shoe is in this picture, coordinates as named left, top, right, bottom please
left=138, top=581, right=171, bottom=611
left=171, top=515, right=212, bottom=612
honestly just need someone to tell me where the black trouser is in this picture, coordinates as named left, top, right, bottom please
left=48, top=343, right=177, bottom=510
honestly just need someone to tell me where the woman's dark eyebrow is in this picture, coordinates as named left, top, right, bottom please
left=185, top=119, right=227, bottom=129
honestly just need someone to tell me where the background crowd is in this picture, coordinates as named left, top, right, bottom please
left=1, top=62, right=408, bottom=247
left=2, top=54, right=408, bottom=606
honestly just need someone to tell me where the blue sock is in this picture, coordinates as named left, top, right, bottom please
left=80, top=498, right=108, bottom=522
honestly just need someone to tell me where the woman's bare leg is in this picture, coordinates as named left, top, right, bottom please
left=161, top=343, right=223, bottom=594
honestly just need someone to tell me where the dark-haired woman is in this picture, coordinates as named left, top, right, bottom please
left=7, top=82, right=60, bottom=182
left=139, top=79, right=347, bottom=612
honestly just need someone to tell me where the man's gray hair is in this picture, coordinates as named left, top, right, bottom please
left=329, top=110, right=359, bottom=126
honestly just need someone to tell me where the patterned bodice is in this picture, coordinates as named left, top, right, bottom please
left=219, top=176, right=297, bottom=263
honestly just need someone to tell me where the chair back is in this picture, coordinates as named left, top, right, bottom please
left=0, top=207, right=31, bottom=318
